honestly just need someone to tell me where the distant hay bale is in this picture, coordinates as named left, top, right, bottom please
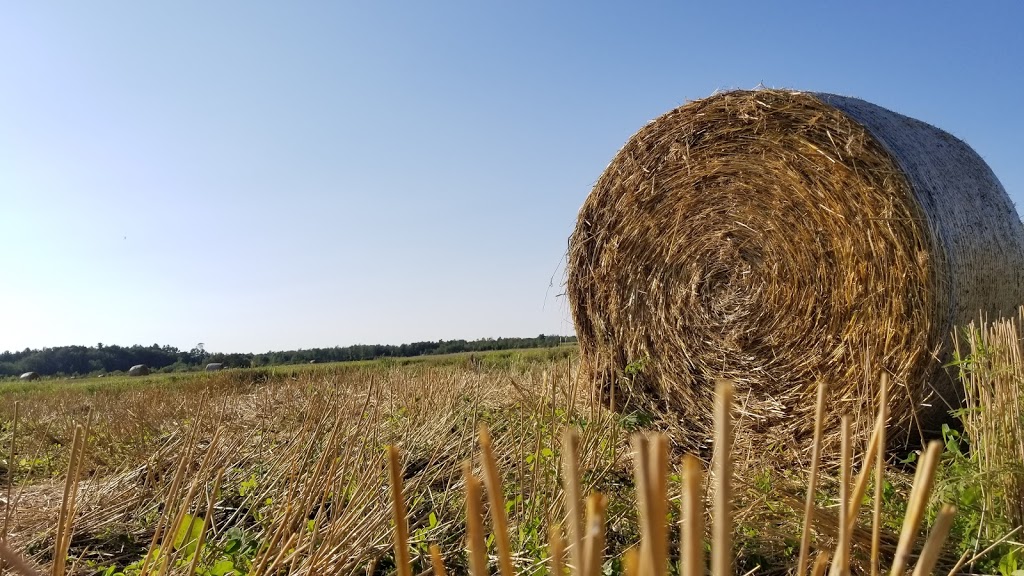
left=205, top=362, right=224, bottom=372
left=128, top=364, right=150, bottom=377
left=19, top=371, right=39, bottom=381
left=567, top=89, right=1024, bottom=442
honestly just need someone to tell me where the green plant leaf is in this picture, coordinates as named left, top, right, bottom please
left=173, top=513, right=205, bottom=559
left=239, top=474, right=258, bottom=497
left=209, top=559, right=236, bottom=576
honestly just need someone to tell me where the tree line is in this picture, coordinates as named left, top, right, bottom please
left=0, top=335, right=577, bottom=378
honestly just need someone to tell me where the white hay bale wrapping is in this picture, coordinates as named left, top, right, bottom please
left=128, top=364, right=150, bottom=377
left=567, top=89, right=1024, bottom=442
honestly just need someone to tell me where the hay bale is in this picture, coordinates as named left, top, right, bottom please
left=19, top=371, right=39, bottom=381
left=128, top=364, right=150, bottom=377
left=567, top=89, right=1024, bottom=442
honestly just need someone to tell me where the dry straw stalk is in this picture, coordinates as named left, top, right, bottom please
left=0, top=358, right=964, bottom=576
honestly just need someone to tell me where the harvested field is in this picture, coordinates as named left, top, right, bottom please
left=568, top=89, right=1024, bottom=446
left=1, top=344, right=1019, bottom=575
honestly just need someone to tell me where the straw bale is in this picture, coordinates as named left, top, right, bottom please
left=128, top=364, right=150, bottom=377
left=567, top=89, right=1024, bottom=444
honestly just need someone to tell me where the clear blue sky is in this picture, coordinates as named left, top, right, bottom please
left=2, top=2, right=1022, bottom=353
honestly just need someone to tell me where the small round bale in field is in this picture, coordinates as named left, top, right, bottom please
left=128, top=364, right=151, bottom=377
left=568, top=89, right=1024, bottom=443
left=19, top=371, right=39, bottom=381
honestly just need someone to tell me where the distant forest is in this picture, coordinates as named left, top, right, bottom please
left=0, top=335, right=578, bottom=378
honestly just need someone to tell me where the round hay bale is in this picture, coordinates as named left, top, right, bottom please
left=128, top=364, right=150, bottom=377
left=567, top=89, right=1024, bottom=443
left=19, top=371, right=39, bottom=381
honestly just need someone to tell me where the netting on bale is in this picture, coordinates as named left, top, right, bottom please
left=568, top=89, right=1024, bottom=445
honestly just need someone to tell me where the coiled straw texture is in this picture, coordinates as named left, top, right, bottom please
left=568, top=89, right=1024, bottom=443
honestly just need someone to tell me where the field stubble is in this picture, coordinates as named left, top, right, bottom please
left=0, top=337, right=1020, bottom=575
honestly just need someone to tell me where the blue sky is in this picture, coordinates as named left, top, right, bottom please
left=2, top=2, right=1022, bottom=353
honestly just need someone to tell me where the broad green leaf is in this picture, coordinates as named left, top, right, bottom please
left=210, top=559, right=236, bottom=576
left=173, top=513, right=206, bottom=559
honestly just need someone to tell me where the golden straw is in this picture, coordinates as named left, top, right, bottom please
left=798, top=380, right=827, bottom=576
left=911, top=504, right=956, bottom=576
left=562, top=428, right=584, bottom=574
left=548, top=525, right=565, bottom=576
left=0, top=540, right=42, bottom=576
left=681, top=454, right=705, bottom=576
left=811, top=552, right=831, bottom=576
left=478, top=425, right=515, bottom=576
left=713, top=380, right=734, bottom=576
left=830, top=416, right=852, bottom=576
left=890, top=441, right=943, bottom=576
left=871, top=373, right=890, bottom=576
left=464, top=462, right=488, bottom=576
left=387, top=446, right=412, bottom=576
left=429, top=543, right=447, bottom=576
